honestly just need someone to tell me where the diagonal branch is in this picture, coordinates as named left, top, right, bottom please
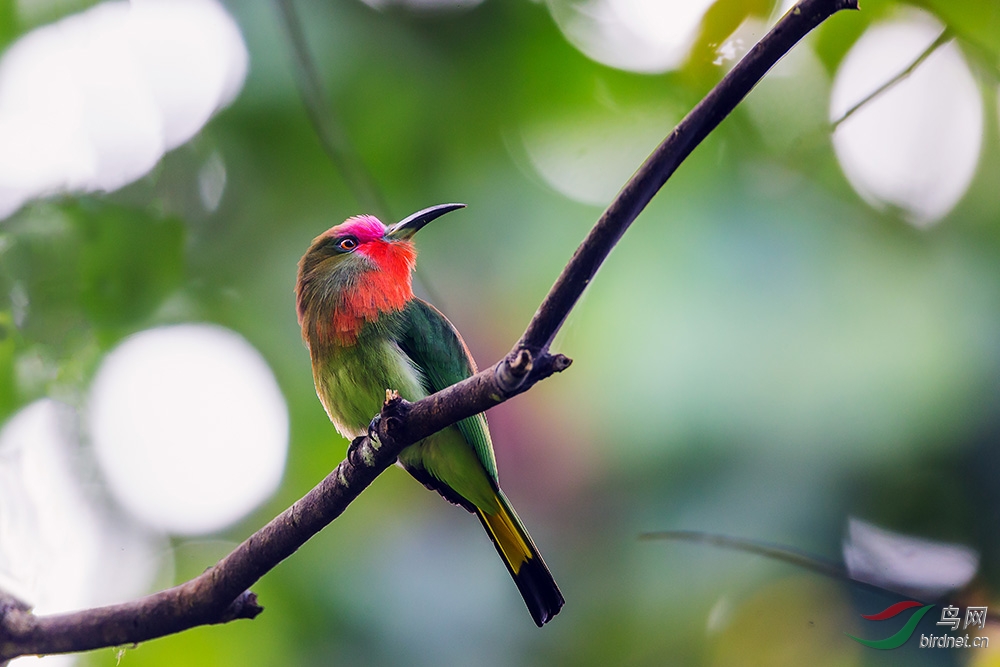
left=0, top=0, right=858, bottom=660
left=519, top=0, right=858, bottom=352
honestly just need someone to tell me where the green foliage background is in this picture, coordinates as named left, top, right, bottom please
left=3, top=0, right=1000, bottom=665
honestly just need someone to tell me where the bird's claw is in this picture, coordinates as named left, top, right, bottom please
left=367, top=414, right=382, bottom=444
left=346, top=434, right=367, bottom=464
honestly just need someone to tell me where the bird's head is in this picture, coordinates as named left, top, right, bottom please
left=296, top=203, right=464, bottom=346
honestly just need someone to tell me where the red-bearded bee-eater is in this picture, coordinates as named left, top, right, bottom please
left=296, top=203, right=564, bottom=626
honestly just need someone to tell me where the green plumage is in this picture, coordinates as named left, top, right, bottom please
left=396, top=299, right=498, bottom=482
left=312, top=299, right=499, bottom=512
left=298, top=207, right=563, bottom=626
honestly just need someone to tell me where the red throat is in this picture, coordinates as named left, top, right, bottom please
left=331, top=239, right=416, bottom=344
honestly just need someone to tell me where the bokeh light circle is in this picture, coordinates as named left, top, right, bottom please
left=830, top=11, right=982, bottom=226
left=0, top=399, right=166, bottom=625
left=521, top=106, right=677, bottom=206
left=89, top=324, right=288, bottom=535
left=546, top=0, right=715, bottom=74
left=0, top=0, right=248, bottom=220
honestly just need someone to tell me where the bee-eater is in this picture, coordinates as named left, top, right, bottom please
left=296, top=203, right=564, bottom=626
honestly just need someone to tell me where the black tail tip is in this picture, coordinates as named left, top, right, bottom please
left=531, top=599, right=564, bottom=627
left=516, top=557, right=565, bottom=627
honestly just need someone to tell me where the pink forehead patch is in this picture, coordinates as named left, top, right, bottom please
left=325, top=215, right=386, bottom=242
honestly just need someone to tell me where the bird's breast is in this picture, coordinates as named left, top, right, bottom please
left=312, top=334, right=426, bottom=439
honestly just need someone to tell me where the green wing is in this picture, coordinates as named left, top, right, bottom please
left=398, top=298, right=498, bottom=482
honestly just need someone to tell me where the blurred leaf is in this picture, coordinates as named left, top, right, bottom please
left=12, top=0, right=102, bottom=32
left=689, top=0, right=776, bottom=69
left=917, top=0, right=1000, bottom=63
left=4, top=206, right=85, bottom=348
left=709, top=577, right=861, bottom=667
left=1, top=201, right=184, bottom=350
left=813, top=0, right=896, bottom=74
left=72, top=202, right=185, bottom=337
left=0, top=1, right=15, bottom=53
left=0, top=311, right=16, bottom=417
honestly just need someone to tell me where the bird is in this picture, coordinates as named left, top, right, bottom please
left=295, top=203, right=564, bottom=626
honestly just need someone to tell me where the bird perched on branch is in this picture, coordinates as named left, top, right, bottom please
left=296, top=203, right=564, bottom=626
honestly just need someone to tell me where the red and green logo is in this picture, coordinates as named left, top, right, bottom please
left=847, top=601, right=935, bottom=650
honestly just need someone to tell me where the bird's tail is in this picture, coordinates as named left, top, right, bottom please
left=476, top=490, right=564, bottom=626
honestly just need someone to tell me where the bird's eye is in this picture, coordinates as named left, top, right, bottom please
left=337, top=236, right=358, bottom=252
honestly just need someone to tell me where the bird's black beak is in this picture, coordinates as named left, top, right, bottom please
left=385, top=203, right=465, bottom=240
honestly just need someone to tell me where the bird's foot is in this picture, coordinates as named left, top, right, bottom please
left=366, top=414, right=382, bottom=445
left=347, top=434, right=369, bottom=466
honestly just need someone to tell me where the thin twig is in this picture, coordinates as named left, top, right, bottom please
left=274, top=0, right=389, bottom=219
left=831, top=27, right=952, bottom=130
left=274, top=0, right=447, bottom=306
left=640, top=529, right=936, bottom=601
left=0, top=0, right=858, bottom=660
left=640, top=530, right=847, bottom=580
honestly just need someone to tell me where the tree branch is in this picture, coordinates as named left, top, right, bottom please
left=519, top=0, right=858, bottom=351
left=0, top=0, right=857, bottom=660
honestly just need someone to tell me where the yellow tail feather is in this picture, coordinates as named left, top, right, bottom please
left=475, top=491, right=564, bottom=626
left=478, top=504, right=533, bottom=575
